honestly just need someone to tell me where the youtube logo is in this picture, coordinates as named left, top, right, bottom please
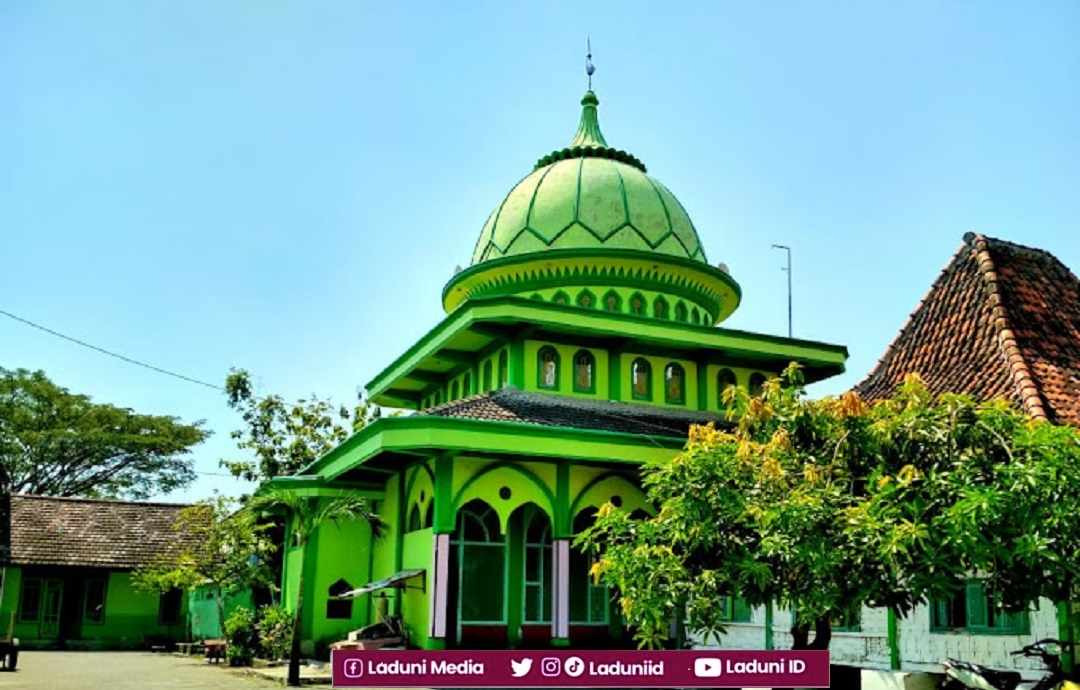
left=694, top=658, right=722, bottom=677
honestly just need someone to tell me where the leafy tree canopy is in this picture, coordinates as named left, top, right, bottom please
left=580, top=365, right=1080, bottom=650
left=0, top=367, right=207, bottom=498
left=221, top=369, right=381, bottom=482
left=132, top=496, right=277, bottom=629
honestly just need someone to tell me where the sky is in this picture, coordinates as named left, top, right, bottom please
left=2, top=1, right=1078, bottom=503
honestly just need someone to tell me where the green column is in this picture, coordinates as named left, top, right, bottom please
left=764, top=602, right=773, bottom=650
left=1058, top=601, right=1074, bottom=674
left=695, top=359, right=708, bottom=411
left=887, top=608, right=900, bottom=670
left=609, top=351, right=622, bottom=401
left=509, top=337, right=526, bottom=388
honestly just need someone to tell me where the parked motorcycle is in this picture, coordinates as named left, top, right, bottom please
left=941, top=638, right=1079, bottom=690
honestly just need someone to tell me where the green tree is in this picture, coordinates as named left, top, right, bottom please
left=0, top=367, right=207, bottom=498
left=221, top=369, right=380, bottom=482
left=132, top=496, right=276, bottom=634
left=248, top=489, right=385, bottom=687
left=581, top=366, right=1080, bottom=651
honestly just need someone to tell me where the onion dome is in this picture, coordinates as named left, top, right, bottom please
left=444, top=90, right=740, bottom=326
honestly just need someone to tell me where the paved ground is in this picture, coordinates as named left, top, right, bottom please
left=7, top=651, right=288, bottom=689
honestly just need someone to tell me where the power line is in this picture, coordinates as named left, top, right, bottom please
left=0, top=307, right=226, bottom=392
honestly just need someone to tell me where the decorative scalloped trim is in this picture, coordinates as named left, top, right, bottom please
left=534, top=145, right=647, bottom=173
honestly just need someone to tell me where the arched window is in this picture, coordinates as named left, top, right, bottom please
left=435, top=391, right=443, bottom=406
left=691, top=308, right=701, bottom=325
left=326, top=579, right=353, bottom=620
left=450, top=380, right=460, bottom=400
left=407, top=504, right=422, bottom=532
left=603, top=290, right=621, bottom=312
left=717, top=368, right=737, bottom=408
left=423, top=502, right=434, bottom=529
left=749, top=372, right=767, bottom=397
left=537, top=346, right=559, bottom=390
left=454, top=500, right=505, bottom=623
left=675, top=302, right=688, bottom=323
left=482, top=361, right=492, bottom=392
left=653, top=297, right=668, bottom=320
left=573, top=350, right=595, bottom=393
left=664, top=363, right=686, bottom=404
left=498, top=350, right=508, bottom=387
left=570, top=512, right=608, bottom=624
left=631, top=358, right=652, bottom=400
left=463, top=373, right=472, bottom=397
left=523, top=507, right=553, bottom=623
left=577, top=290, right=595, bottom=309
left=629, top=292, right=646, bottom=316
left=552, top=291, right=570, bottom=305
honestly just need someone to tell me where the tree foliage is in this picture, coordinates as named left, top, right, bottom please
left=132, top=496, right=277, bottom=632
left=580, top=365, right=1080, bottom=650
left=221, top=369, right=381, bottom=482
left=0, top=367, right=207, bottom=498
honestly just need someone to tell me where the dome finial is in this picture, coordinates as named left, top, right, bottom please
left=586, top=37, right=595, bottom=91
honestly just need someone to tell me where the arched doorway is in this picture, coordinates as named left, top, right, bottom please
left=569, top=510, right=620, bottom=648
left=510, top=503, right=552, bottom=648
left=447, top=499, right=506, bottom=648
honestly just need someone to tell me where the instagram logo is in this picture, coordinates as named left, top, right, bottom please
left=540, top=657, right=561, bottom=676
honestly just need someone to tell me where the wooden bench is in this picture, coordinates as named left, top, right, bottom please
left=204, top=639, right=227, bottom=664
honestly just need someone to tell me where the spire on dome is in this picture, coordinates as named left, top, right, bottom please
left=569, top=91, right=608, bottom=148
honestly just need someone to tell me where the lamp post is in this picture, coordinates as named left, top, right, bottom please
left=771, top=244, right=792, bottom=338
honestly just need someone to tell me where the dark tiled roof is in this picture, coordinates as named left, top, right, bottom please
left=419, top=387, right=727, bottom=438
left=855, top=234, right=1080, bottom=426
left=6, top=494, right=198, bottom=569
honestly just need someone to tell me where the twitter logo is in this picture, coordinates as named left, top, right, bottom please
left=510, top=658, right=533, bottom=677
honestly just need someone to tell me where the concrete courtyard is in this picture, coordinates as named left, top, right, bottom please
left=8, top=651, right=288, bottom=689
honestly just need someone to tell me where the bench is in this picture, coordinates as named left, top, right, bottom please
left=204, top=639, right=227, bottom=664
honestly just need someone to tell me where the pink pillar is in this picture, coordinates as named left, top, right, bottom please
left=429, top=533, right=451, bottom=639
left=551, top=539, right=570, bottom=639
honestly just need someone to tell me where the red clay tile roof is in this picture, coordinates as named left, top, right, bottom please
left=420, top=387, right=729, bottom=438
left=5, top=494, right=198, bottom=569
left=855, top=233, right=1080, bottom=426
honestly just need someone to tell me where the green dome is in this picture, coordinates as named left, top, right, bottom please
left=470, top=92, right=708, bottom=266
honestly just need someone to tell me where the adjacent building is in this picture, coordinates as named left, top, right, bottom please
left=703, top=233, right=1080, bottom=685
left=0, top=494, right=192, bottom=649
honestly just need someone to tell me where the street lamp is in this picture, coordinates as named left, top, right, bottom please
left=771, top=244, right=793, bottom=338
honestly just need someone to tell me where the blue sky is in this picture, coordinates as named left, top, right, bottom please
left=3, top=1, right=1078, bottom=502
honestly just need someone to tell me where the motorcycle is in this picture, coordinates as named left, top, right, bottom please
left=941, top=638, right=1079, bottom=690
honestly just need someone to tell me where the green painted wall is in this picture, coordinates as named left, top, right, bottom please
left=304, top=508, right=378, bottom=648
left=401, top=528, right=434, bottom=649
left=524, top=340, right=610, bottom=400
left=1, top=566, right=186, bottom=650
left=523, top=285, right=713, bottom=325
left=619, top=352, right=700, bottom=409
left=187, top=586, right=252, bottom=640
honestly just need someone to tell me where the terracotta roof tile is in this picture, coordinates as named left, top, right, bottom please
left=419, top=387, right=728, bottom=438
left=855, top=234, right=1080, bottom=426
left=4, top=494, right=198, bottom=569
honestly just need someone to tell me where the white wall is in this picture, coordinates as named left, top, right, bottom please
left=692, top=600, right=1061, bottom=682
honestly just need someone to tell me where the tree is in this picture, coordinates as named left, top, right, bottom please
left=580, top=366, right=1080, bottom=651
left=132, top=496, right=277, bottom=635
left=248, top=489, right=385, bottom=687
left=221, top=369, right=380, bottom=482
left=0, top=367, right=207, bottom=498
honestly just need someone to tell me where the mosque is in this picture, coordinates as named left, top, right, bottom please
left=269, top=78, right=848, bottom=652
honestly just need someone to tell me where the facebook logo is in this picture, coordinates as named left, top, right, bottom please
left=344, top=659, right=364, bottom=678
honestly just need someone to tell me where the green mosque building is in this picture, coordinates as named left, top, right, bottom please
left=270, top=86, right=848, bottom=653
